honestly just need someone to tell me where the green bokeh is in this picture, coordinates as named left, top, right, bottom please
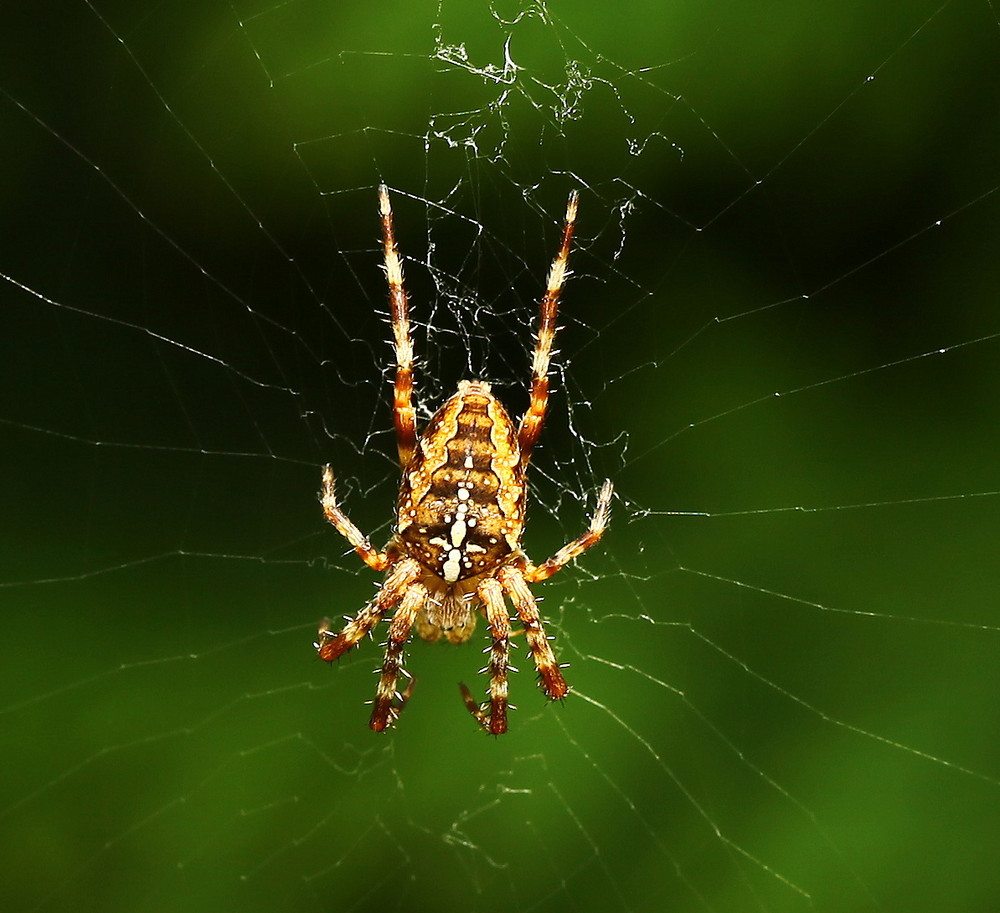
left=2, top=2, right=999, bottom=912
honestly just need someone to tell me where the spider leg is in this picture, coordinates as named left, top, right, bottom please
left=378, top=184, right=418, bottom=469
left=517, top=190, right=578, bottom=465
left=315, top=557, right=422, bottom=662
left=370, top=580, right=426, bottom=731
left=459, top=577, right=513, bottom=735
left=320, top=465, right=393, bottom=571
left=524, top=479, right=613, bottom=583
left=498, top=565, right=569, bottom=701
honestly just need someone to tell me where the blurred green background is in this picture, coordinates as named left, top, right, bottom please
left=2, top=1, right=999, bottom=911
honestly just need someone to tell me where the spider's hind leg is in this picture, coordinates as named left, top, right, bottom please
left=378, top=185, right=418, bottom=469
left=517, top=190, right=578, bottom=465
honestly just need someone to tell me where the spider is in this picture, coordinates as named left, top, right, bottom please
left=316, top=184, right=613, bottom=734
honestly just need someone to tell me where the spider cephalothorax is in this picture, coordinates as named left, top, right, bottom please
left=316, top=185, right=612, bottom=734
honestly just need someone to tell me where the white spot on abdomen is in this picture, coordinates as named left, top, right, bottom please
left=443, top=548, right=462, bottom=583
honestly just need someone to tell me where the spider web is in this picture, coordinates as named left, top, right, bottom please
left=2, top=1, right=999, bottom=911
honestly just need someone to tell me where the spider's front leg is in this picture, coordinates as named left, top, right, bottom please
left=460, top=577, right=513, bottom=735
left=498, top=566, right=569, bottom=701
left=315, top=557, right=422, bottom=663
left=369, top=581, right=426, bottom=731
left=489, top=482, right=611, bottom=702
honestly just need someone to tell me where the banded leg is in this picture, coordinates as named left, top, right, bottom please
left=378, top=184, right=418, bottom=468
left=315, top=557, right=422, bottom=662
left=460, top=577, right=513, bottom=734
left=320, top=465, right=393, bottom=571
left=370, top=581, right=426, bottom=731
left=517, top=190, right=579, bottom=465
left=524, top=479, right=613, bottom=583
left=498, top=566, right=568, bottom=701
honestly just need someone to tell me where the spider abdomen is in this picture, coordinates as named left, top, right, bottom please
left=396, top=380, right=526, bottom=584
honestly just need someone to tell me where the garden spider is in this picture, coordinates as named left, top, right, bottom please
left=316, top=185, right=613, bottom=734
